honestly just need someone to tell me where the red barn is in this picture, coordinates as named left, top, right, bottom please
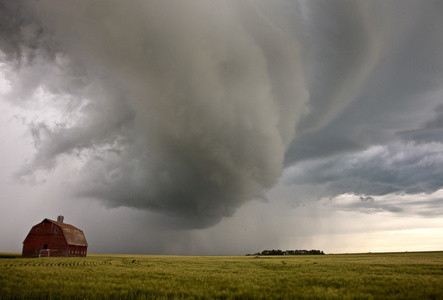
left=22, top=216, right=88, bottom=258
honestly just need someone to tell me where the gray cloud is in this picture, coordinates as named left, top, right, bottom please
left=400, top=104, right=443, bottom=144
left=284, top=142, right=443, bottom=199
left=2, top=0, right=443, bottom=230
left=286, top=0, right=443, bottom=164
left=317, top=191, right=443, bottom=219
left=1, top=0, right=308, bottom=228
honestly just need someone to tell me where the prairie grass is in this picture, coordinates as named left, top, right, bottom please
left=1, top=252, right=442, bottom=299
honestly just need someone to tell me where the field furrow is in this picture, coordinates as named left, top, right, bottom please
left=0, top=252, right=442, bottom=299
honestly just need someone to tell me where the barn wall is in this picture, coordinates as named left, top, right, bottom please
left=67, top=245, right=88, bottom=257
left=22, top=221, right=68, bottom=258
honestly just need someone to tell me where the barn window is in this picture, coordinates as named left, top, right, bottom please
left=55, top=229, right=58, bottom=233
left=36, top=228, right=40, bottom=232
left=43, top=244, right=48, bottom=249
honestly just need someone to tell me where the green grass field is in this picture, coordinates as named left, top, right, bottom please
left=1, top=252, right=442, bottom=299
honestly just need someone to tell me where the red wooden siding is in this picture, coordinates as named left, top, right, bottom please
left=22, top=218, right=88, bottom=258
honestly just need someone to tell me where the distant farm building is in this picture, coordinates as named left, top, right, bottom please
left=22, top=216, right=88, bottom=258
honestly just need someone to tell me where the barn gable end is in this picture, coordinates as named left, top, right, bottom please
left=22, top=216, right=88, bottom=258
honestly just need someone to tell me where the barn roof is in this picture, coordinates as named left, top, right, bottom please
left=45, top=219, right=88, bottom=247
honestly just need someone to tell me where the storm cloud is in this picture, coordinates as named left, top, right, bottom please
left=1, top=0, right=309, bottom=228
left=1, top=0, right=443, bottom=231
left=284, top=142, right=443, bottom=197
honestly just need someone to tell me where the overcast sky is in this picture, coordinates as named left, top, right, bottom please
left=1, top=0, right=443, bottom=255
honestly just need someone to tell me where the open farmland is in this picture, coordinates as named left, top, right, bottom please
left=1, top=252, right=442, bottom=299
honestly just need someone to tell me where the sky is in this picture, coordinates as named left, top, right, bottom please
left=1, top=0, right=443, bottom=255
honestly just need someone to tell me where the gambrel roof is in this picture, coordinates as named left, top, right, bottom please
left=45, top=218, right=88, bottom=247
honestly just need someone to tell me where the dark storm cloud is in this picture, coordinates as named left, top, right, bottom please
left=2, top=0, right=443, bottom=227
left=1, top=0, right=308, bottom=228
left=286, top=0, right=443, bottom=164
left=284, top=142, right=443, bottom=198
left=279, top=0, right=443, bottom=214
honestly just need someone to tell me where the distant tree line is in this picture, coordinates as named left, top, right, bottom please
left=246, top=249, right=325, bottom=256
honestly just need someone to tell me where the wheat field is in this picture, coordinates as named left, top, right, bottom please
left=1, top=252, right=442, bottom=299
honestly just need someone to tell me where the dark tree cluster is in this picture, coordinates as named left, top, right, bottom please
left=246, top=249, right=325, bottom=256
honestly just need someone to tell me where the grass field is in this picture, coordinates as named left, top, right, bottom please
left=1, top=251, right=442, bottom=299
